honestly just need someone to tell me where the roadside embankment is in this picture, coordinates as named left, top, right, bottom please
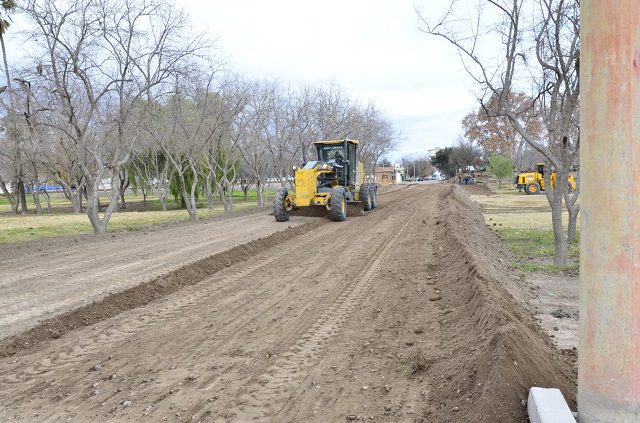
left=425, top=185, right=576, bottom=422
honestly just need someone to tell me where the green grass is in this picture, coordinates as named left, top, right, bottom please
left=0, top=190, right=265, bottom=244
left=513, top=262, right=579, bottom=275
left=472, top=180, right=580, bottom=274
left=495, top=228, right=579, bottom=258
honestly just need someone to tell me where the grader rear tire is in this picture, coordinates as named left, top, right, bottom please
left=328, top=186, right=347, bottom=222
left=360, top=183, right=372, bottom=211
left=273, top=188, right=290, bottom=222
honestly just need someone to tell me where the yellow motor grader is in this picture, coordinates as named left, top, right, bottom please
left=272, top=139, right=377, bottom=222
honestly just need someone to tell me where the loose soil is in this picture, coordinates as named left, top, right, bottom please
left=0, top=184, right=576, bottom=422
left=460, top=182, right=495, bottom=196
left=526, top=273, right=579, bottom=351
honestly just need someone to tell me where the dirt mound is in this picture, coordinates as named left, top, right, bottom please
left=425, top=185, right=576, bottom=422
left=0, top=220, right=322, bottom=358
left=461, top=182, right=495, bottom=196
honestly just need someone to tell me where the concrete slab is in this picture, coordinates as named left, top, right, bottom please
left=528, top=387, right=576, bottom=423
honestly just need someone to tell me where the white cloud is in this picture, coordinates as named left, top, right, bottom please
left=180, top=0, right=481, bottom=157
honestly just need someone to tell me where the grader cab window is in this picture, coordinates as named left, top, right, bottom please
left=317, top=145, right=346, bottom=164
left=316, top=142, right=357, bottom=186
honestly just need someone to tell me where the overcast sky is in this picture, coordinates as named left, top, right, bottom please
left=179, top=0, right=481, bottom=160
left=6, top=1, right=483, bottom=161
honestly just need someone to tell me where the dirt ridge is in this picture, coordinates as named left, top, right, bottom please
left=0, top=220, right=323, bottom=358
left=425, top=185, right=576, bottom=422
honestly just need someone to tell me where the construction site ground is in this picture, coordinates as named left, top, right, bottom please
left=465, top=183, right=580, bottom=352
left=0, top=184, right=576, bottom=422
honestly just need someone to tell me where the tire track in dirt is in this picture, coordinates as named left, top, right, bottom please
left=229, top=209, right=419, bottom=421
left=169, top=207, right=414, bottom=420
left=0, top=224, right=347, bottom=407
left=275, top=196, right=440, bottom=422
left=0, top=186, right=431, bottom=422
left=2, top=212, right=394, bottom=396
left=1, top=184, right=414, bottom=354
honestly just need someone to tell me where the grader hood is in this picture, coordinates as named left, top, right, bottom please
left=291, top=161, right=334, bottom=208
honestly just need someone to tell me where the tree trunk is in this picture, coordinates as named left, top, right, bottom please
left=160, top=195, right=167, bottom=211
left=141, top=184, right=148, bottom=209
left=256, top=179, right=265, bottom=208
left=0, top=175, right=16, bottom=212
left=41, top=187, right=52, bottom=213
left=565, top=174, right=580, bottom=243
left=567, top=209, right=578, bottom=243
left=205, top=173, right=215, bottom=209
left=565, top=191, right=580, bottom=243
left=17, top=179, right=27, bottom=215
left=242, top=180, right=250, bottom=201
left=31, top=180, right=42, bottom=214
left=544, top=166, right=569, bottom=267
left=550, top=192, right=568, bottom=266
left=86, top=169, right=120, bottom=234
left=86, top=182, right=106, bottom=234
left=177, top=172, right=197, bottom=221
left=156, top=179, right=169, bottom=212
left=226, top=181, right=234, bottom=212
left=61, top=182, right=82, bottom=213
left=216, top=183, right=229, bottom=212
left=118, top=168, right=129, bottom=209
left=0, top=33, right=25, bottom=216
left=30, top=166, right=42, bottom=214
left=79, top=186, right=85, bottom=211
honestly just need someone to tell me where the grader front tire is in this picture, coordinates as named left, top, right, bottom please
left=273, top=188, right=290, bottom=222
left=328, top=186, right=347, bottom=222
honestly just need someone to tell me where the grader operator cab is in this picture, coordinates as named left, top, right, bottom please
left=272, top=139, right=377, bottom=222
left=515, top=163, right=577, bottom=195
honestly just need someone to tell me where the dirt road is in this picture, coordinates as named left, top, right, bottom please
left=0, top=185, right=575, bottom=422
left=0, top=213, right=314, bottom=339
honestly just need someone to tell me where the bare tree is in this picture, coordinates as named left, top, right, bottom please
left=0, top=0, right=29, bottom=215
left=202, top=77, right=248, bottom=212
left=449, top=137, right=483, bottom=173
left=420, top=0, right=580, bottom=266
left=235, top=80, right=273, bottom=208
left=22, top=0, right=205, bottom=233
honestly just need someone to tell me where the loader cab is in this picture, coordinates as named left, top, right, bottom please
left=315, top=139, right=359, bottom=187
left=537, top=163, right=545, bottom=176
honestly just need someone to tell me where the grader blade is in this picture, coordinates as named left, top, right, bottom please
left=347, top=201, right=365, bottom=217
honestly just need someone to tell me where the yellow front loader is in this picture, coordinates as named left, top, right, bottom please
left=515, top=163, right=577, bottom=194
left=272, top=139, right=377, bottom=222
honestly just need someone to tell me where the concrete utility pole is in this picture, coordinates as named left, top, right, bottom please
left=579, top=1, right=640, bottom=421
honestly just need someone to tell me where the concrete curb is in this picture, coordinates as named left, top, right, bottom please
left=528, top=387, right=576, bottom=423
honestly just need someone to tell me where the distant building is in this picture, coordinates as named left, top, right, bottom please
left=375, top=166, right=396, bottom=185
left=427, top=147, right=442, bottom=158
